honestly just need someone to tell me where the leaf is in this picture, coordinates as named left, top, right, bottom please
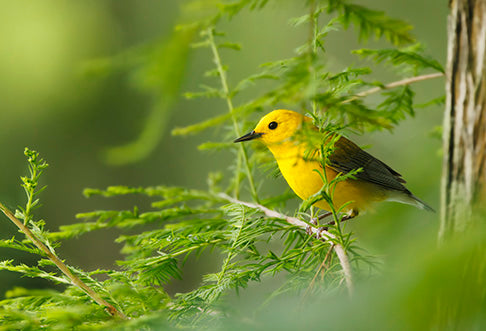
left=0, top=260, right=69, bottom=284
left=48, top=222, right=108, bottom=240
left=289, top=13, right=311, bottom=27
left=232, top=73, right=279, bottom=96
left=218, top=42, right=242, bottom=50
left=377, top=85, right=415, bottom=123
left=327, top=67, right=372, bottom=84
left=353, top=44, right=444, bottom=74
left=328, top=0, right=415, bottom=45
left=183, top=84, right=224, bottom=99
left=198, top=142, right=234, bottom=151
left=171, top=113, right=232, bottom=136
left=0, top=238, right=44, bottom=256
left=414, top=95, right=446, bottom=108
left=219, top=0, right=269, bottom=18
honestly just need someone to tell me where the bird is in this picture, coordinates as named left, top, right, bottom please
left=234, top=109, right=434, bottom=222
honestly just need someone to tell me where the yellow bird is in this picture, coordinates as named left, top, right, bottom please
left=234, top=109, right=433, bottom=220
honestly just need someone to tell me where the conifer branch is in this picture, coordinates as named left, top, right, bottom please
left=342, top=72, right=444, bottom=104
left=302, top=244, right=335, bottom=301
left=218, top=193, right=354, bottom=295
left=207, top=28, right=260, bottom=203
left=0, top=202, right=127, bottom=319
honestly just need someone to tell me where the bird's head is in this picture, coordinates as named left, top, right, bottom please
left=234, top=109, right=307, bottom=146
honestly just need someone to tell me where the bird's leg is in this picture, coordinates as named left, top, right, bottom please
left=307, top=210, right=358, bottom=239
left=322, top=210, right=359, bottom=228
left=318, top=211, right=333, bottom=221
left=306, top=217, right=318, bottom=236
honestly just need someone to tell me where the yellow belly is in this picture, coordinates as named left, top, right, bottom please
left=271, top=144, right=387, bottom=214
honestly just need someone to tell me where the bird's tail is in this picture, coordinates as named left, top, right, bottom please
left=409, top=194, right=435, bottom=213
left=387, top=191, right=435, bottom=212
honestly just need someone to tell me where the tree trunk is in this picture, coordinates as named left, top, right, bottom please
left=440, top=0, right=486, bottom=240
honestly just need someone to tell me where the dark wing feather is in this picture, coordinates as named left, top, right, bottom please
left=327, top=136, right=410, bottom=193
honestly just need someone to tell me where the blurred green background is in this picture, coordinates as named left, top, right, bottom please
left=0, top=0, right=446, bottom=296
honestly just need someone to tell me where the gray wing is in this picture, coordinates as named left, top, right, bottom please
left=327, top=136, right=411, bottom=193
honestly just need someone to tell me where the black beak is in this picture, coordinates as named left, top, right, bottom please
left=234, top=131, right=263, bottom=143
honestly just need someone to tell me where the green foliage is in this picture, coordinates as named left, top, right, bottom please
left=172, top=1, right=439, bottom=137
left=326, top=0, right=415, bottom=45
left=354, top=43, right=445, bottom=74
left=374, top=85, right=415, bottom=125
left=17, top=148, right=48, bottom=226
left=0, top=1, right=461, bottom=330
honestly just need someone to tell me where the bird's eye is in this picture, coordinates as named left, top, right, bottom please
left=268, top=121, right=278, bottom=130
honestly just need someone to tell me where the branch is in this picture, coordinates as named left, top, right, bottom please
left=207, top=27, right=259, bottom=202
left=218, top=193, right=354, bottom=295
left=342, top=72, right=444, bottom=104
left=302, top=243, right=335, bottom=301
left=0, top=202, right=126, bottom=319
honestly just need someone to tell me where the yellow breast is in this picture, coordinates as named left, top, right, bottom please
left=267, top=141, right=387, bottom=214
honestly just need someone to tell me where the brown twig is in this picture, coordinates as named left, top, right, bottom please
left=342, top=72, right=444, bottom=104
left=302, top=243, right=335, bottom=301
left=218, top=193, right=354, bottom=295
left=0, top=202, right=126, bottom=319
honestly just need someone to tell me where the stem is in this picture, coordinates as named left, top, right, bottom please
left=0, top=202, right=126, bottom=319
left=23, top=165, right=40, bottom=225
left=310, top=0, right=319, bottom=115
left=166, top=239, right=223, bottom=259
left=218, top=193, right=354, bottom=295
left=218, top=215, right=245, bottom=285
left=342, top=72, right=444, bottom=104
left=24, top=183, right=35, bottom=226
left=207, top=28, right=260, bottom=203
left=302, top=244, right=334, bottom=300
left=234, top=151, right=242, bottom=199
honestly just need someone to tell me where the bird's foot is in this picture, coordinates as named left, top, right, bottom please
left=307, top=214, right=331, bottom=239
left=341, top=210, right=359, bottom=222
left=315, top=226, right=329, bottom=240
left=305, top=218, right=318, bottom=236
left=310, top=210, right=359, bottom=237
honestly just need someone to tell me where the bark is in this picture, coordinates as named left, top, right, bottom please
left=440, top=0, right=486, bottom=240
